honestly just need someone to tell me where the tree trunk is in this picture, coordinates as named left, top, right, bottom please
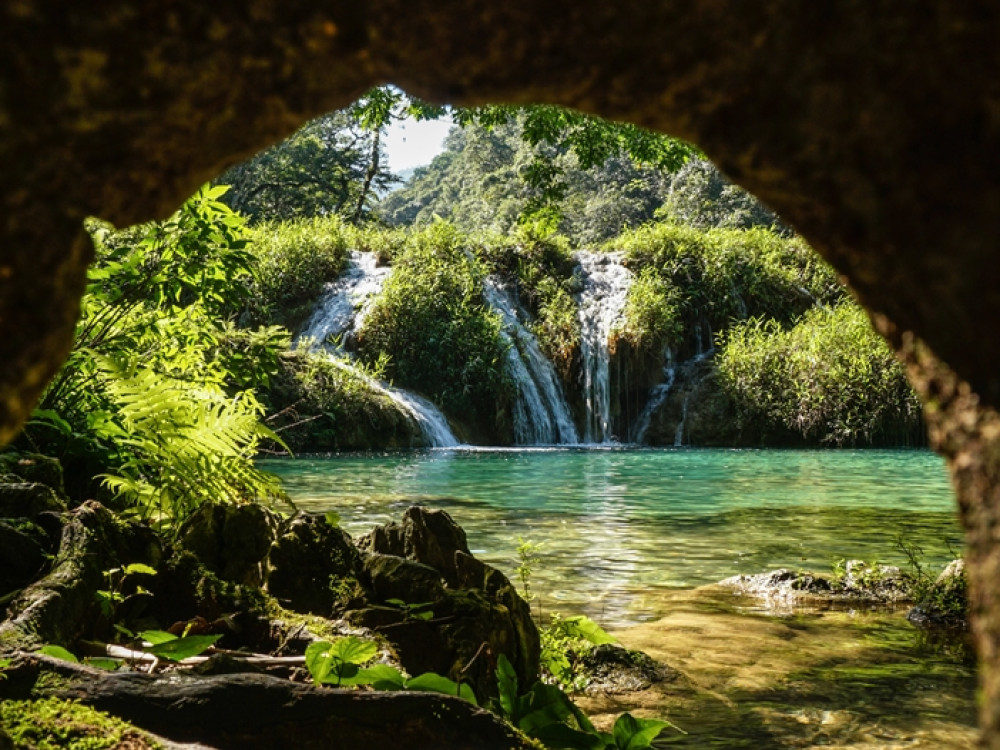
left=0, top=654, right=532, bottom=750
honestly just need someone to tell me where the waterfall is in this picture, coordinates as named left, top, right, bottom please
left=574, top=251, right=633, bottom=443
left=298, top=254, right=459, bottom=448
left=298, top=251, right=392, bottom=349
left=674, top=394, right=690, bottom=447
left=483, top=280, right=579, bottom=445
left=323, top=358, right=460, bottom=448
left=630, top=350, right=675, bottom=444
left=385, top=389, right=460, bottom=448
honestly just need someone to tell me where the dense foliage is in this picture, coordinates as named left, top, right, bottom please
left=240, top=215, right=352, bottom=329
left=378, top=113, right=780, bottom=247
left=216, top=110, right=396, bottom=224
left=717, top=303, right=923, bottom=445
left=262, top=350, right=424, bottom=451
left=17, top=187, right=286, bottom=526
left=355, top=221, right=512, bottom=436
left=613, top=224, right=845, bottom=358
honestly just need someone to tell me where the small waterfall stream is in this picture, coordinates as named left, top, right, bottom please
left=298, top=251, right=392, bottom=349
left=574, top=252, right=633, bottom=443
left=484, top=280, right=579, bottom=445
left=298, top=252, right=460, bottom=448
left=630, top=350, right=676, bottom=444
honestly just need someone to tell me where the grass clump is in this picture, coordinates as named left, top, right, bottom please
left=244, top=215, right=353, bottom=328
left=0, top=697, right=160, bottom=750
left=717, top=302, right=922, bottom=445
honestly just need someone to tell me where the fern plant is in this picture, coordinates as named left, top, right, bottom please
left=97, top=358, right=284, bottom=527
left=18, top=185, right=290, bottom=526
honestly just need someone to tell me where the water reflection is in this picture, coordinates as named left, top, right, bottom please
left=264, top=448, right=961, bottom=628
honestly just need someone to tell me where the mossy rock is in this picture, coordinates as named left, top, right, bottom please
left=0, top=453, right=65, bottom=497
left=0, top=482, right=67, bottom=519
left=266, top=513, right=366, bottom=616
left=176, top=503, right=281, bottom=587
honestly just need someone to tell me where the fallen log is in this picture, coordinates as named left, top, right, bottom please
left=2, top=654, right=533, bottom=750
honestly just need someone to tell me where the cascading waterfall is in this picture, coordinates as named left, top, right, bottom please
left=298, top=251, right=392, bottom=349
left=483, top=280, right=579, bottom=445
left=630, top=350, right=676, bottom=444
left=297, top=252, right=460, bottom=448
left=574, top=251, right=633, bottom=443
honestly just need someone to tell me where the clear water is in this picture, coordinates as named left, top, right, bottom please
left=263, top=447, right=962, bottom=628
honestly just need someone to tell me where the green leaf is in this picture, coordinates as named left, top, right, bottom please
left=561, top=616, right=616, bottom=646
left=496, top=653, right=520, bottom=721
left=518, top=682, right=577, bottom=735
left=330, top=635, right=378, bottom=666
left=85, top=657, right=121, bottom=671
left=39, top=645, right=78, bottom=663
left=611, top=713, right=672, bottom=750
left=405, top=672, right=478, bottom=705
left=145, top=634, right=221, bottom=661
left=324, top=511, right=341, bottom=528
left=305, top=639, right=335, bottom=683
left=349, top=664, right=406, bottom=688
left=139, top=630, right=176, bottom=646
left=123, top=563, right=158, bottom=577
left=531, top=722, right=605, bottom=750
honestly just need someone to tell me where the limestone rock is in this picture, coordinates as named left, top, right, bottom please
left=359, top=506, right=470, bottom=587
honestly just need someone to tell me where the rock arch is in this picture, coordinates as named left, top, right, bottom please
left=3, top=1, right=1000, bottom=744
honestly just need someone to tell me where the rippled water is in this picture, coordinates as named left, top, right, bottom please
left=263, top=447, right=976, bottom=747
left=263, top=447, right=961, bottom=627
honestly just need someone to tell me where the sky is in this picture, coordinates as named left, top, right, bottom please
left=384, top=115, right=453, bottom=173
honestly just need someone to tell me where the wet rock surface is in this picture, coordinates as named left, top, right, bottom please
left=719, top=561, right=914, bottom=610
left=579, top=643, right=678, bottom=695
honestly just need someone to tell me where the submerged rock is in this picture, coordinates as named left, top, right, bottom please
left=579, top=643, right=678, bottom=695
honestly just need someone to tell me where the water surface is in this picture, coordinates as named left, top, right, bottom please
left=265, top=448, right=961, bottom=627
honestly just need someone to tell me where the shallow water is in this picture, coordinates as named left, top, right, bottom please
left=579, top=588, right=976, bottom=748
left=264, top=447, right=962, bottom=627
left=263, top=447, right=975, bottom=748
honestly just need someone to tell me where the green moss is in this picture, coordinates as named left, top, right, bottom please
left=0, top=697, right=160, bottom=750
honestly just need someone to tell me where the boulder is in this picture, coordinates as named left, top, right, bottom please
left=579, top=643, right=678, bottom=695
left=359, top=506, right=471, bottom=587
left=353, top=506, right=540, bottom=699
left=0, top=453, right=65, bottom=497
left=0, top=482, right=67, bottom=519
left=266, top=513, right=366, bottom=616
left=176, top=503, right=281, bottom=587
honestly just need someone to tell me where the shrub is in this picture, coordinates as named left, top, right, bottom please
left=243, top=215, right=352, bottom=328
left=615, top=223, right=844, bottom=356
left=717, top=302, right=922, bottom=445
left=356, top=221, right=512, bottom=432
